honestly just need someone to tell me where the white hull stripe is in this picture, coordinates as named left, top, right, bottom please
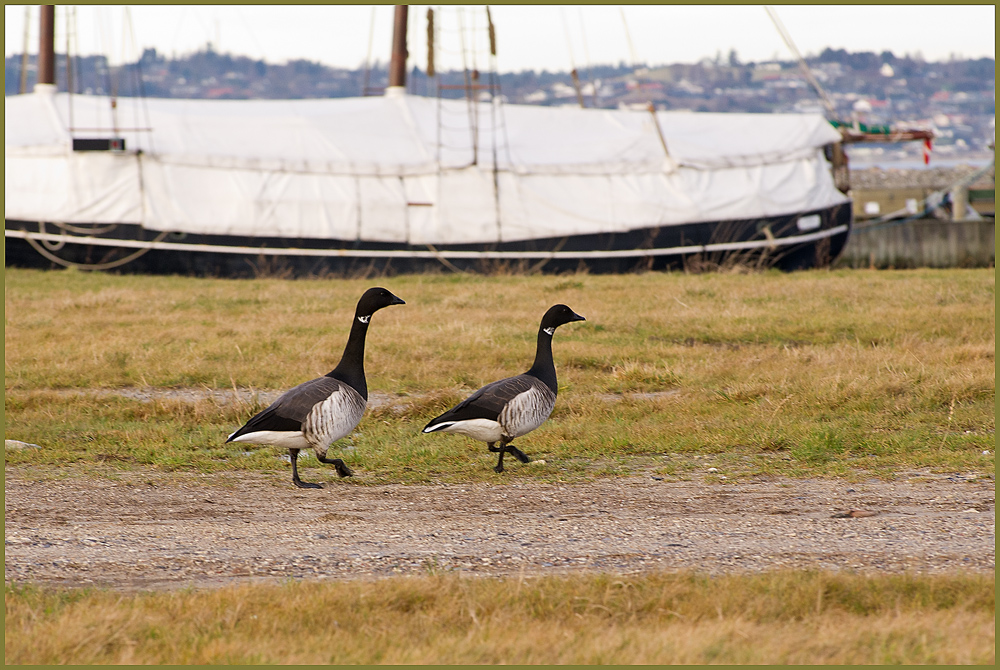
left=5, top=225, right=848, bottom=261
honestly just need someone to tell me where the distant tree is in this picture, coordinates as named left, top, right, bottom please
left=289, top=59, right=325, bottom=77
left=818, top=47, right=848, bottom=64
left=846, top=51, right=880, bottom=71
left=963, top=57, right=996, bottom=80
left=139, top=48, right=162, bottom=67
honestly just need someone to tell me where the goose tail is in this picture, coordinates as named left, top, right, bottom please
left=422, top=419, right=455, bottom=434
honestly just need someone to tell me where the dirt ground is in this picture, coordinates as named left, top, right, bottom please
left=4, top=467, right=994, bottom=591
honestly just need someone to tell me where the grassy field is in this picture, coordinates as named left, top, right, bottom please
left=5, top=570, right=994, bottom=664
left=4, top=266, right=994, bottom=483
left=4, top=267, right=995, bottom=664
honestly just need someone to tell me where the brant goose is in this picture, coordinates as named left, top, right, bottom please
left=422, top=304, right=585, bottom=472
left=227, top=287, right=405, bottom=488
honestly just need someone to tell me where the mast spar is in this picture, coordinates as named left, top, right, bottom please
left=388, top=5, right=409, bottom=91
left=38, top=4, right=55, bottom=86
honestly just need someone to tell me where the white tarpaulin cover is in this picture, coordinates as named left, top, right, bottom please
left=6, top=85, right=848, bottom=244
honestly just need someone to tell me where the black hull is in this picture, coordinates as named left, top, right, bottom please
left=5, top=203, right=852, bottom=277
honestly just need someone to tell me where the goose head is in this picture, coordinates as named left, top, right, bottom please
left=539, top=304, right=586, bottom=334
left=355, top=287, right=405, bottom=323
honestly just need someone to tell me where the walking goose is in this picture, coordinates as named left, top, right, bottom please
left=422, top=304, right=585, bottom=472
left=227, top=287, right=405, bottom=488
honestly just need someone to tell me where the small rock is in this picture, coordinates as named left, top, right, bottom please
left=5, top=440, right=42, bottom=450
left=529, top=460, right=546, bottom=466
left=707, top=467, right=718, bottom=473
left=832, top=509, right=878, bottom=518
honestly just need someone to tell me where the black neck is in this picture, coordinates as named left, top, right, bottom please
left=327, top=315, right=370, bottom=400
left=525, top=328, right=558, bottom=394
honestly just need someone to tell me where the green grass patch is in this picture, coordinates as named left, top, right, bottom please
left=4, top=267, right=995, bottom=482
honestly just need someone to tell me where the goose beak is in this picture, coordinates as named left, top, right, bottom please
left=570, top=312, right=586, bottom=322
left=389, top=295, right=406, bottom=306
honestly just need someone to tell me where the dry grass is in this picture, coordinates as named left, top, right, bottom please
left=5, top=571, right=994, bottom=664
left=4, top=267, right=995, bottom=481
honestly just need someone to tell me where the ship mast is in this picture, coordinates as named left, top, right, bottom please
left=38, top=4, right=55, bottom=87
left=387, top=5, right=409, bottom=94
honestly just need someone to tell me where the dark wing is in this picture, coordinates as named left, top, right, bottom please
left=227, top=376, right=345, bottom=442
left=425, top=374, right=536, bottom=428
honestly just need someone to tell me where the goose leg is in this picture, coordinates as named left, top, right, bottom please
left=488, top=442, right=501, bottom=452
left=494, top=442, right=506, bottom=473
left=317, top=454, right=355, bottom=478
left=494, top=437, right=515, bottom=473
left=290, top=449, right=323, bottom=489
left=494, top=438, right=531, bottom=473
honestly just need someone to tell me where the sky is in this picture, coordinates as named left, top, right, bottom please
left=5, top=4, right=996, bottom=73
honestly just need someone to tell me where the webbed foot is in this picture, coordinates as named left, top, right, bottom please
left=290, top=449, right=324, bottom=489
left=318, top=454, right=355, bottom=478
left=507, top=445, right=531, bottom=463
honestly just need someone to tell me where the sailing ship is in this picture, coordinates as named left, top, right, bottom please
left=5, top=6, right=853, bottom=275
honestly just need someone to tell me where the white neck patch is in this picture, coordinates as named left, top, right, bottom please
left=357, top=315, right=371, bottom=324
left=543, top=326, right=555, bottom=336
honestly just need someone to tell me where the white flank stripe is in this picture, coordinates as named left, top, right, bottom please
left=229, top=430, right=310, bottom=450
left=430, top=418, right=504, bottom=443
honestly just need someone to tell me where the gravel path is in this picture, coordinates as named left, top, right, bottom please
left=4, top=469, right=994, bottom=591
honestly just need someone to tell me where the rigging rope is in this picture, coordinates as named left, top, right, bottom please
left=560, top=7, right=585, bottom=108
left=21, top=222, right=170, bottom=271
left=576, top=7, right=596, bottom=107
left=20, top=6, right=30, bottom=93
left=362, top=5, right=378, bottom=95
left=619, top=8, right=640, bottom=70
left=424, top=243, right=468, bottom=274
left=764, top=6, right=837, bottom=118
